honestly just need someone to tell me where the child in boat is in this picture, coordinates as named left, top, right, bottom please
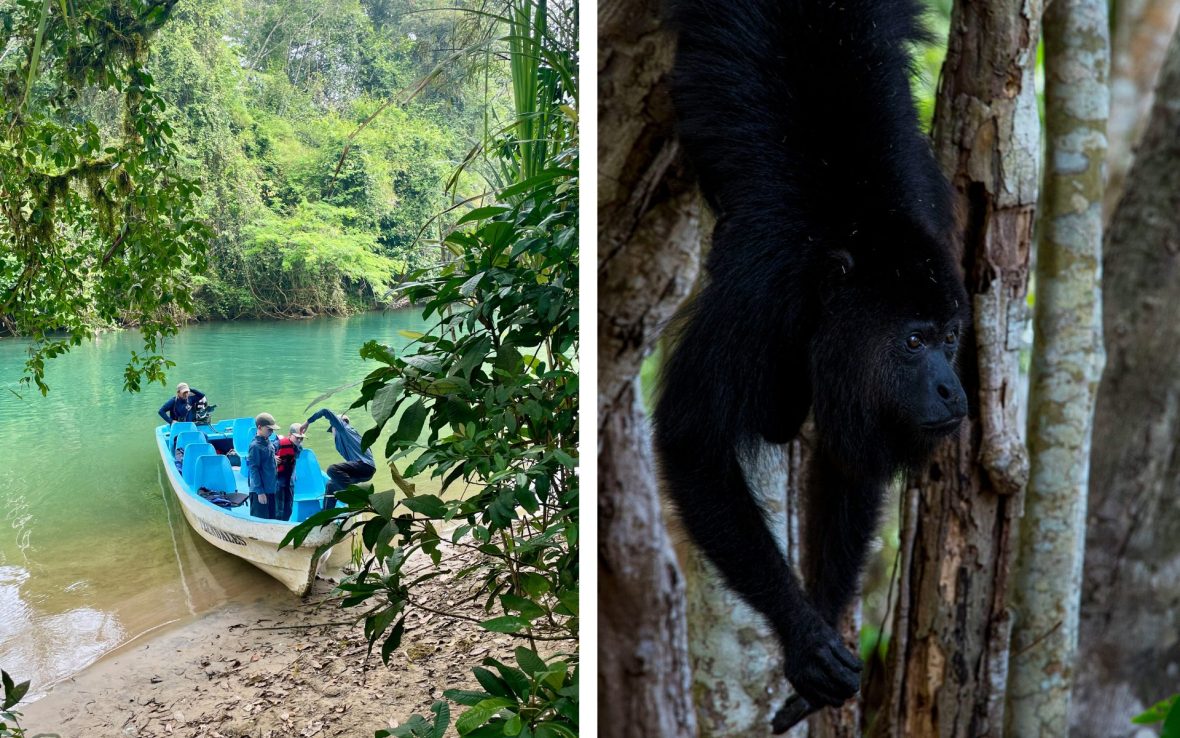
left=248, top=413, right=280, bottom=519
left=273, top=423, right=304, bottom=522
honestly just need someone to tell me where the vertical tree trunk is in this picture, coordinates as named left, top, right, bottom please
left=873, top=1, right=1041, bottom=736
left=596, top=0, right=701, bottom=734
left=1073, top=22, right=1180, bottom=738
left=1104, top=0, right=1180, bottom=219
left=681, top=440, right=793, bottom=738
left=1005, top=0, right=1109, bottom=732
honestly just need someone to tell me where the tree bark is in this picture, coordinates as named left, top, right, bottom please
left=1073, top=22, right=1180, bottom=738
left=872, top=1, right=1041, bottom=736
left=596, top=0, right=702, bottom=734
left=1104, top=0, right=1180, bottom=220
left=1005, top=0, right=1108, bottom=732
left=681, top=440, right=794, bottom=738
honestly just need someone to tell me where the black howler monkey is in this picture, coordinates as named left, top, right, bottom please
left=654, top=0, right=969, bottom=729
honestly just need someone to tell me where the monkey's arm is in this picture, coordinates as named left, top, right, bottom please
left=802, top=452, right=889, bottom=625
left=654, top=405, right=861, bottom=708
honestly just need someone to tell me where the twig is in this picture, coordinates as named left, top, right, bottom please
left=248, top=620, right=357, bottom=632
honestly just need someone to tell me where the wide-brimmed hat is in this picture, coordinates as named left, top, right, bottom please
left=289, top=423, right=306, bottom=440
left=254, top=412, right=280, bottom=430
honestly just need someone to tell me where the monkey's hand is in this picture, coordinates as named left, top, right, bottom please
left=781, top=620, right=861, bottom=710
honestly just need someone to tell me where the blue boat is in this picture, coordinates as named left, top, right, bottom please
left=155, top=419, right=352, bottom=595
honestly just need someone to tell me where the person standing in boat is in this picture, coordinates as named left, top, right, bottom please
left=299, top=408, right=376, bottom=507
left=158, top=382, right=206, bottom=423
left=273, top=423, right=304, bottom=522
left=248, top=413, right=280, bottom=519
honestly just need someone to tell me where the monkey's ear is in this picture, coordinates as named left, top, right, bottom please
left=819, top=250, right=855, bottom=305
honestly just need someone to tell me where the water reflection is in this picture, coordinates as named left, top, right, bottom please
left=0, top=310, right=431, bottom=698
left=0, top=566, right=125, bottom=698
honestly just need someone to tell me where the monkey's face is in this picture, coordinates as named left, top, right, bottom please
left=810, top=258, right=969, bottom=472
left=888, top=318, right=968, bottom=437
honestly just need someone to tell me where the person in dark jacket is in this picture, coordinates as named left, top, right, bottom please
left=158, top=382, right=206, bottom=423
left=273, top=423, right=304, bottom=522
left=299, top=408, right=376, bottom=507
left=248, top=412, right=279, bottom=519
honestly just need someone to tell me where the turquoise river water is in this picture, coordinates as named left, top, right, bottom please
left=0, top=310, right=432, bottom=698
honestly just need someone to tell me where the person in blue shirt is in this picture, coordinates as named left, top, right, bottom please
left=299, top=408, right=376, bottom=507
left=248, top=412, right=279, bottom=519
left=158, top=382, right=206, bottom=423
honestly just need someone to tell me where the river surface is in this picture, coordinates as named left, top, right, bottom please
left=0, top=310, right=433, bottom=698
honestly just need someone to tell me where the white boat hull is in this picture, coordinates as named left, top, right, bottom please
left=157, top=424, right=348, bottom=596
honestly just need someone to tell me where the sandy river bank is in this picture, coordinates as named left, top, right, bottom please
left=19, top=562, right=527, bottom=737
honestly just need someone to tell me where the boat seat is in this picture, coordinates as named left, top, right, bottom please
left=182, top=443, right=217, bottom=486
left=292, top=448, right=327, bottom=521
left=231, top=418, right=256, bottom=472
left=231, top=418, right=255, bottom=456
left=212, top=419, right=235, bottom=433
left=169, top=422, right=199, bottom=451
left=193, top=454, right=237, bottom=494
left=172, top=431, right=206, bottom=460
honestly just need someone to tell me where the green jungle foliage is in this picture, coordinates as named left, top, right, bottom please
left=1135, top=694, right=1180, bottom=738
left=0, top=668, right=28, bottom=737
left=1, top=0, right=507, bottom=391
left=0, top=0, right=207, bottom=393
left=283, top=1, right=578, bottom=736
left=147, top=0, right=502, bottom=320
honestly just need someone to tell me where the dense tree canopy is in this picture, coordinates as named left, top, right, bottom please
left=1, top=0, right=507, bottom=391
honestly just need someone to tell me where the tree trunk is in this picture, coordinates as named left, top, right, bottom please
left=681, top=440, right=794, bottom=738
left=872, top=1, right=1041, bottom=736
left=596, top=0, right=702, bottom=734
left=1104, top=0, right=1180, bottom=220
left=1073, top=22, right=1180, bottom=738
left=1005, top=0, right=1108, bottom=732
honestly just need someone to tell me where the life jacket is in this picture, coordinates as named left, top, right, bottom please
left=276, top=437, right=298, bottom=478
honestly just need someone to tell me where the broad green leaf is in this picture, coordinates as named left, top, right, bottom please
left=455, top=697, right=516, bottom=735
left=370, top=490, right=397, bottom=519
left=402, top=494, right=447, bottom=517
left=514, top=647, right=547, bottom=676
left=394, top=400, right=428, bottom=443
left=456, top=206, right=510, bottom=225
left=1163, top=699, right=1180, bottom=738
left=1134, top=695, right=1179, bottom=725
left=479, top=616, right=530, bottom=634
left=370, top=382, right=404, bottom=426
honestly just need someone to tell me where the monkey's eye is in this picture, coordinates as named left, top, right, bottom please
left=905, top=333, right=923, bottom=350
left=944, top=331, right=957, bottom=345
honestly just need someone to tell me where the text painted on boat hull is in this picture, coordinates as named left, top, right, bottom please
left=199, top=519, right=248, bottom=546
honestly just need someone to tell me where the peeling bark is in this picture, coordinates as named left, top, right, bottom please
left=1005, top=0, right=1109, bottom=732
left=873, top=1, right=1041, bottom=735
left=1073, top=21, right=1180, bottom=738
left=597, top=0, right=702, bottom=733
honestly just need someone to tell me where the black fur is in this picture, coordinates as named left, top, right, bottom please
left=655, top=0, right=970, bottom=723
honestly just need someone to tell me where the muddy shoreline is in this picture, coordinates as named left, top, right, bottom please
left=21, top=563, right=526, bottom=738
